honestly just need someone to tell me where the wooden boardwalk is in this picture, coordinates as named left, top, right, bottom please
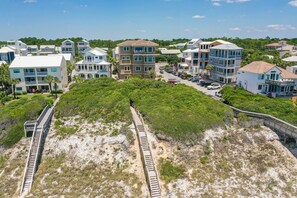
left=20, top=106, right=54, bottom=197
left=130, top=107, right=161, bottom=198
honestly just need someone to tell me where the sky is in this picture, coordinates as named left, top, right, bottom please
left=1, top=0, right=297, bottom=40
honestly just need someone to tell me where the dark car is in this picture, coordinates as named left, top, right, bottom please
left=200, top=80, right=212, bottom=87
left=160, top=70, right=164, bottom=74
left=167, top=78, right=178, bottom=84
left=191, top=77, right=200, bottom=82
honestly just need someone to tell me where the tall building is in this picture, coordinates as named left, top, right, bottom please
left=116, top=40, right=159, bottom=79
left=61, top=39, right=75, bottom=56
left=209, top=42, right=243, bottom=83
left=9, top=56, right=67, bottom=93
left=73, top=48, right=111, bottom=79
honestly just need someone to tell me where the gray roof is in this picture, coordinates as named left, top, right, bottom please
left=210, top=44, right=242, bottom=50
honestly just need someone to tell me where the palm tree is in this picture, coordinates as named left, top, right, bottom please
left=44, top=75, right=54, bottom=95
left=52, top=77, right=61, bottom=98
left=205, top=65, right=214, bottom=79
left=0, top=64, right=10, bottom=91
left=10, top=78, right=20, bottom=99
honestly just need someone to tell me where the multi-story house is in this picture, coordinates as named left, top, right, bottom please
left=237, top=61, right=297, bottom=96
left=186, top=38, right=202, bottom=49
left=7, top=40, right=28, bottom=56
left=209, top=43, right=243, bottom=83
left=27, top=45, right=38, bottom=54
left=0, top=47, right=15, bottom=63
left=73, top=48, right=111, bottom=79
left=116, top=40, right=159, bottom=79
left=9, top=56, right=67, bottom=93
left=61, top=39, right=75, bottom=56
left=40, top=45, right=56, bottom=54
left=77, top=39, right=91, bottom=55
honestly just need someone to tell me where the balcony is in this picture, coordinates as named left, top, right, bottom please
left=24, top=72, right=35, bottom=76
left=120, top=70, right=132, bottom=74
left=37, top=72, right=48, bottom=75
left=25, top=81, right=37, bottom=85
left=265, top=79, right=295, bottom=86
left=121, top=60, right=131, bottom=64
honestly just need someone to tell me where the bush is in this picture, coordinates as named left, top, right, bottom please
left=52, top=89, right=63, bottom=94
left=159, top=158, right=185, bottom=182
left=221, top=86, right=297, bottom=126
left=0, top=95, right=53, bottom=147
left=56, top=78, right=232, bottom=141
left=22, top=91, right=27, bottom=95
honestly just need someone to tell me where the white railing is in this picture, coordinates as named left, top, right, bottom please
left=20, top=122, right=37, bottom=195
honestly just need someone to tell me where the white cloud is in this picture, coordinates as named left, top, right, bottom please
left=211, top=0, right=250, bottom=6
left=192, top=15, right=206, bottom=19
left=24, top=0, right=37, bottom=3
left=288, top=0, right=297, bottom=7
left=266, top=24, right=296, bottom=30
left=229, top=27, right=241, bottom=31
left=80, top=4, right=88, bottom=8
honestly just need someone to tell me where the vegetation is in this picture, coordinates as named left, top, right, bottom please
left=221, top=86, right=297, bottom=126
left=159, top=158, right=185, bottom=182
left=56, top=78, right=233, bottom=141
left=0, top=95, right=53, bottom=147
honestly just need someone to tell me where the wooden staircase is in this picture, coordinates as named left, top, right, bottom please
left=20, top=106, right=54, bottom=197
left=131, top=107, right=161, bottom=198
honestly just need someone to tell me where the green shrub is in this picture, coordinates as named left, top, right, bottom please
left=56, top=78, right=232, bottom=141
left=159, top=158, right=185, bottom=182
left=221, top=86, right=297, bottom=126
left=0, top=95, right=53, bottom=147
left=200, top=155, right=208, bottom=164
left=56, top=126, right=77, bottom=138
left=237, top=112, right=250, bottom=122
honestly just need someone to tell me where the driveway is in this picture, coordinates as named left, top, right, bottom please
left=155, top=63, right=221, bottom=99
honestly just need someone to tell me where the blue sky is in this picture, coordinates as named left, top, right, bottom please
left=1, top=0, right=297, bottom=40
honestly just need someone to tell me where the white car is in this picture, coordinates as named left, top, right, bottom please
left=207, top=83, right=221, bottom=90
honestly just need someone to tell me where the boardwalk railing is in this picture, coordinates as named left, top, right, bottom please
left=20, top=106, right=54, bottom=196
left=230, top=106, right=297, bottom=139
left=131, top=106, right=161, bottom=198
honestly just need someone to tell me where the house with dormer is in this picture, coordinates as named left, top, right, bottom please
left=237, top=61, right=297, bottom=96
left=73, top=48, right=111, bottom=79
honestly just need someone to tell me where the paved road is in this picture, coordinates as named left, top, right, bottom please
left=155, top=63, right=220, bottom=97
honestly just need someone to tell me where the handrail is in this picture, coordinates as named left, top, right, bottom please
left=36, top=105, right=49, bottom=125
left=20, top=122, right=37, bottom=195
left=229, top=106, right=297, bottom=130
left=28, top=126, right=43, bottom=191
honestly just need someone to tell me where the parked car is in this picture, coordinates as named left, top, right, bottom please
left=160, top=70, right=164, bottom=74
left=200, top=80, right=212, bottom=87
left=187, top=76, right=194, bottom=81
left=191, top=77, right=200, bottom=83
left=167, top=78, right=178, bottom=84
left=207, top=83, right=221, bottom=90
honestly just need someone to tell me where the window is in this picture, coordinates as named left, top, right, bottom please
left=135, top=66, right=141, bottom=71
left=99, top=56, right=103, bottom=60
left=258, top=74, right=264, bottom=80
left=145, top=56, right=153, bottom=62
left=147, top=47, right=153, bottom=52
left=13, top=69, right=20, bottom=73
left=145, top=67, right=153, bottom=71
left=258, top=85, right=262, bottom=90
left=134, top=47, right=143, bottom=52
left=124, top=66, right=130, bottom=71
left=122, top=56, right=130, bottom=60
left=123, top=47, right=130, bottom=52
left=134, top=56, right=142, bottom=62
left=16, top=87, right=22, bottom=91
left=51, top=68, right=57, bottom=72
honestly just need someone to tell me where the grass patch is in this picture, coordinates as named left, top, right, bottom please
left=221, top=86, right=297, bottom=126
left=56, top=78, right=232, bottom=141
left=56, top=126, right=77, bottom=138
left=0, top=95, right=53, bottom=147
left=159, top=158, right=185, bottom=182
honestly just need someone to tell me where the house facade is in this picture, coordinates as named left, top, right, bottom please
left=209, top=43, right=243, bottom=83
left=61, top=39, right=75, bottom=56
left=116, top=40, right=159, bottom=79
left=40, top=45, right=56, bottom=54
left=237, top=61, right=297, bottom=96
left=0, top=47, right=15, bottom=63
left=7, top=40, right=28, bottom=56
left=77, top=39, right=91, bottom=55
left=186, top=38, right=202, bottom=49
left=27, top=45, right=38, bottom=54
left=73, top=48, right=111, bottom=79
left=9, top=56, right=67, bottom=93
